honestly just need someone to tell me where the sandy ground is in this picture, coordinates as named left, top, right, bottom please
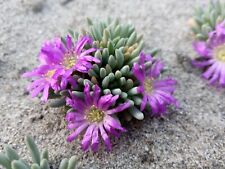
left=1, top=0, right=225, bottom=168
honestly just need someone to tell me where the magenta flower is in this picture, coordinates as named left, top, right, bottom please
left=65, top=84, right=131, bottom=152
left=23, top=65, right=60, bottom=102
left=23, top=35, right=99, bottom=101
left=193, top=21, right=225, bottom=87
left=132, top=53, right=178, bottom=116
left=40, top=35, right=99, bottom=85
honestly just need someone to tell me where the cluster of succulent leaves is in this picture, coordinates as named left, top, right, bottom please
left=0, top=136, right=78, bottom=169
left=191, top=0, right=225, bottom=40
left=48, top=18, right=159, bottom=121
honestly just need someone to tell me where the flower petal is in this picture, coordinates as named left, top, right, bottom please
left=67, top=122, right=88, bottom=142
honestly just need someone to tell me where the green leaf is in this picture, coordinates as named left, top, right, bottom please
left=68, top=29, right=74, bottom=38
left=136, top=34, right=143, bottom=43
left=102, top=76, right=110, bottom=89
left=201, top=24, right=212, bottom=36
left=102, top=29, right=109, bottom=47
left=88, top=69, right=99, bottom=78
left=60, top=90, right=70, bottom=97
left=100, top=68, right=107, bottom=78
left=11, top=160, right=29, bottom=169
left=19, top=159, right=29, bottom=168
left=150, top=48, right=160, bottom=57
left=127, top=24, right=135, bottom=37
left=47, top=92, right=61, bottom=99
left=91, top=27, right=101, bottom=41
left=94, top=50, right=102, bottom=63
left=128, top=87, right=139, bottom=95
left=209, top=10, right=216, bottom=28
left=133, top=96, right=142, bottom=106
left=107, top=41, right=114, bottom=55
left=48, top=98, right=66, bottom=108
left=86, top=17, right=93, bottom=26
left=0, top=153, right=11, bottom=169
left=67, top=156, right=77, bottom=169
left=114, top=25, right=121, bottom=38
left=83, top=79, right=93, bottom=86
left=92, top=64, right=100, bottom=73
left=41, top=149, right=48, bottom=161
left=25, top=136, right=41, bottom=165
left=112, top=88, right=122, bottom=95
left=115, top=70, right=122, bottom=79
left=120, top=65, right=130, bottom=76
left=120, top=92, right=128, bottom=99
left=77, top=78, right=84, bottom=85
left=31, top=163, right=41, bottom=169
left=112, top=36, right=121, bottom=45
left=103, top=89, right=111, bottom=94
left=108, top=55, right=117, bottom=69
left=196, top=33, right=207, bottom=41
left=130, top=41, right=144, bottom=59
left=115, top=38, right=126, bottom=49
left=144, top=62, right=152, bottom=70
left=193, top=16, right=204, bottom=25
left=115, top=49, right=124, bottom=68
left=59, top=159, right=68, bottom=169
left=105, top=64, right=112, bottom=74
left=4, top=146, right=19, bottom=161
left=102, top=48, right=109, bottom=64
left=108, top=73, right=115, bottom=82
left=120, top=25, right=129, bottom=37
left=119, top=77, right=126, bottom=86
left=74, top=32, right=79, bottom=40
left=129, top=107, right=144, bottom=120
left=125, top=79, right=134, bottom=90
left=127, top=32, right=137, bottom=46
left=215, top=0, right=221, bottom=15
left=40, top=159, right=50, bottom=169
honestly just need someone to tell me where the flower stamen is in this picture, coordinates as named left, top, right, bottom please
left=45, top=69, right=55, bottom=78
left=214, top=44, right=225, bottom=62
left=85, top=105, right=105, bottom=123
left=63, top=53, right=76, bottom=69
left=144, top=78, right=153, bottom=94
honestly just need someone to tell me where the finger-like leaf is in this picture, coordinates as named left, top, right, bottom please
left=0, top=153, right=11, bottom=169
left=40, top=159, right=50, bottom=169
left=11, top=160, right=29, bottom=169
left=59, top=159, right=68, bottom=169
left=67, top=156, right=77, bottom=169
left=25, top=136, right=40, bottom=165
left=4, top=146, right=19, bottom=161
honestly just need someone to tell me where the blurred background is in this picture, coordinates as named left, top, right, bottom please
left=0, top=0, right=225, bottom=168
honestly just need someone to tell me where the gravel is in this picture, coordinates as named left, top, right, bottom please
left=1, top=0, right=225, bottom=168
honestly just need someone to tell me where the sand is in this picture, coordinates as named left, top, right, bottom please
left=1, top=0, right=225, bottom=168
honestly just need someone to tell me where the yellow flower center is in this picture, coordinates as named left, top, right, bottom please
left=63, top=53, right=76, bottom=69
left=214, top=44, right=225, bottom=62
left=144, top=78, right=153, bottom=94
left=85, top=105, right=105, bottom=123
left=45, top=69, right=55, bottom=78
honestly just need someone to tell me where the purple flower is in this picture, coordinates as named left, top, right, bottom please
left=23, top=65, right=60, bottom=102
left=40, top=35, right=99, bottom=85
left=23, top=35, right=99, bottom=101
left=65, top=84, right=131, bottom=152
left=193, top=20, right=225, bottom=87
left=132, top=53, right=178, bottom=116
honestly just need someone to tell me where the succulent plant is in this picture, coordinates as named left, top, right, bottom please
left=48, top=18, right=159, bottom=121
left=23, top=18, right=177, bottom=151
left=0, top=136, right=78, bottom=169
left=190, top=0, right=225, bottom=40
